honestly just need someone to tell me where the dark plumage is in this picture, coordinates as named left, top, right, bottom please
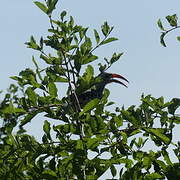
left=71, top=72, right=129, bottom=108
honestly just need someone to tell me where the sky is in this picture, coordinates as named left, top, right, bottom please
left=1, top=0, right=180, bottom=179
left=1, top=1, right=180, bottom=106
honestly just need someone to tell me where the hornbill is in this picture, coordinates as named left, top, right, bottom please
left=71, top=72, right=129, bottom=108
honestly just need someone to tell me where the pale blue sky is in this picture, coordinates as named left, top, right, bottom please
left=1, top=1, right=180, bottom=106
left=1, top=1, right=180, bottom=178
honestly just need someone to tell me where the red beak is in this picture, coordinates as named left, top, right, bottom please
left=110, top=73, right=129, bottom=87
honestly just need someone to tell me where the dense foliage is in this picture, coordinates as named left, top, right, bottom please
left=0, top=1, right=179, bottom=179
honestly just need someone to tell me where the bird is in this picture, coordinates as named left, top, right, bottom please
left=71, top=72, right=129, bottom=108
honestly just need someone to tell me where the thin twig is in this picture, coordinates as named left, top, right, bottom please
left=66, top=36, right=84, bottom=87
left=47, top=13, right=85, bottom=139
left=89, top=28, right=113, bottom=54
left=165, top=25, right=180, bottom=34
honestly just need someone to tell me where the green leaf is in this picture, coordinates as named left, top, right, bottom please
left=26, top=87, right=37, bottom=106
left=177, top=36, right=180, bottom=41
left=25, top=36, right=41, bottom=50
left=42, top=169, right=57, bottom=178
left=79, top=27, right=88, bottom=39
left=100, top=37, right=118, bottom=45
left=2, top=104, right=26, bottom=114
left=94, top=29, right=100, bottom=44
left=54, top=76, right=69, bottom=83
left=160, top=32, right=166, bottom=47
left=40, top=54, right=52, bottom=64
left=60, top=11, right=67, bottom=21
left=145, top=172, right=163, bottom=179
left=47, top=0, right=58, bottom=15
left=80, top=99, right=100, bottom=116
left=162, top=149, right=172, bottom=165
left=74, top=58, right=81, bottom=72
left=84, top=65, right=94, bottom=82
left=110, top=52, right=123, bottom=65
left=156, top=159, right=167, bottom=169
left=121, top=131, right=127, bottom=144
left=14, top=108, right=26, bottom=113
left=173, top=116, right=180, bottom=124
left=40, top=36, right=43, bottom=50
left=76, top=140, right=84, bottom=150
left=166, top=14, right=178, bottom=27
left=143, top=156, right=151, bottom=170
left=82, top=55, right=98, bottom=64
left=80, top=37, right=92, bottom=54
left=69, top=16, right=74, bottom=27
left=34, top=1, right=48, bottom=14
left=110, top=165, right=117, bottom=177
left=101, top=21, right=111, bottom=36
left=144, top=128, right=170, bottom=145
left=137, top=137, right=143, bottom=148
left=49, top=158, right=56, bottom=171
left=10, top=76, right=23, bottom=85
left=121, top=109, right=141, bottom=126
left=2, top=102, right=26, bottom=116
left=98, top=63, right=107, bottom=72
left=48, top=82, right=57, bottom=97
left=86, top=138, right=101, bottom=150
left=168, top=98, right=180, bottom=115
left=157, top=19, right=166, bottom=31
left=43, top=120, right=51, bottom=140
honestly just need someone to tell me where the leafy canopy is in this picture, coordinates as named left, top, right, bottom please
left=0, top=0, right=180, bottom=179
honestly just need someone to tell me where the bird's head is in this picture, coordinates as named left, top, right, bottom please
left=98, top=72, right=129, bottom=88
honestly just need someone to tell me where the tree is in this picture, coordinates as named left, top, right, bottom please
left=0, top=1, right=179, bottom=179
left=158, top=14, right=180, bottom=47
